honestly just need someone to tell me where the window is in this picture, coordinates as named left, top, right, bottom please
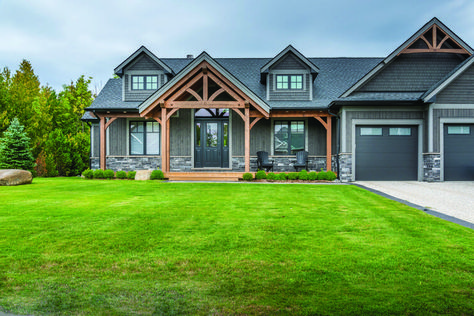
left=276, top=75, right=303, bottom=90
left=131, top=75, right=158, bottom=90
left=447, top=125, right=470, bottom=135
left=360, top=127, right=382, bottom=136
left=130, top=121, right=160, bottom=155
left=274, top=121, right=305, bottom=155
left=389, top=127, right=411, bottom=136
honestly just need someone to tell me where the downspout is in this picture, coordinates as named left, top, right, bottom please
left=328, top=107, right=340, bottom=180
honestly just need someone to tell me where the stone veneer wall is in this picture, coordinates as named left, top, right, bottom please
left=170, top=157, right=192, bottom=172
left=423, top=153, right=441, bottom=182
left=90, top=156, right=162, bottom=171
left=337, top=153, right=353, bottom=182
left=233, top=156, right=333, bottom=172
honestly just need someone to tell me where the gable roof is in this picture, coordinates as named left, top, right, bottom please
left=422, top=54, right=474, bottom=102
left=260, top=45, right=320, bottom=80
left=139, top=52, right=272, bottom=114
left=114, top=45, right=174, bottom=77
left=341, top=17, right=473, bottom=98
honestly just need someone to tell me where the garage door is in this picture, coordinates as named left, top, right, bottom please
left=355, top=126, right=418, bottom=180
left=444, top=124, right=474, bottom=181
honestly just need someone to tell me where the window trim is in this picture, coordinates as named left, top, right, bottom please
left=129, top=121, right=161, bottom=155
left=272, top=120, right=306, bottom=155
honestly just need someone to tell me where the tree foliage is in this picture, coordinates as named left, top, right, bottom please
left=0, top=60, right=94, bottom=176
left=0, top=117, right=35, bottom=170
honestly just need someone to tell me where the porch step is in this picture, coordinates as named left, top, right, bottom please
left=165, top=172, right=250, bottom=182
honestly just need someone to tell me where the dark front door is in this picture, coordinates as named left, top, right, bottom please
left=195, top=119, right=229, bottom=168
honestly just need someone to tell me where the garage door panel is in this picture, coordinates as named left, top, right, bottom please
left=444, top=124, right=474, bottom=180
left=356, top=125, right=418, bottom=181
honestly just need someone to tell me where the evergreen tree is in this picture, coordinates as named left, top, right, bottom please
left=0, top=117, right=35, bottom=170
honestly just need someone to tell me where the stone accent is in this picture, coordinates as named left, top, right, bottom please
left=90, top=156, right=162, bottom=171
left=423, top=153, right=441, bottom=182
left=170, top=157, right=192, bottom=172
left=0, top=169, right=33, bottom=186
left=135, top=170, right=153, bottom=180
left=338, top=153, right=353, bottom=182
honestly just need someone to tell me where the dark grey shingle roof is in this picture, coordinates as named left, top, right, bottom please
left=87, top=78, right=141, bottom=110
left=338, top=92, right=425, bottom=102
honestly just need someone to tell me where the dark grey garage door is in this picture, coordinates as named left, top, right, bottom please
left=355, top=126, right=418, bottom=180
left=444, top=124, right=474, bottom=181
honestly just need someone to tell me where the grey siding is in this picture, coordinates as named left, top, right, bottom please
left=108, top=118, right=127, bottom=156
left=170, top=109, right=191, bottom=156
left=308, top=118, right=327, bottom=155
left=232, top=112, right=245, bottom=156
left=268, top=73, right=311, bottom=100
left=92, top=124, right=100, bottom=157
left=436, top=65, right=474, bottom=104
left=270, top=52, right=307, bottom=70
left=433, top=108, right=474, bottom=152
left=123, top=53, right=165, bottom=102
left=359, top=53, right=464, bottom=92
left=123, top=74, right=161, bottom=102
left=343, top=108, right=425, bottom=152
left=128, top=54, right=164, bottom=71
left=250, top=119, right=271, bottom=154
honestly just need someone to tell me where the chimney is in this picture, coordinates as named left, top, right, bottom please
left=186, top=54, right=194, bottom=59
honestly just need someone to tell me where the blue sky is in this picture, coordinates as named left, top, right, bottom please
left=1, top=0, right=474, bottom=93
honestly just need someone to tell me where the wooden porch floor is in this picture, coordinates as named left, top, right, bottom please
left=164, top=172, right=253, bottom=182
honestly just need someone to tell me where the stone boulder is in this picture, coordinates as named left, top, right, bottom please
left=135, top=170, right=153, bottom=181
left=0, top=169, right=33, bottom=186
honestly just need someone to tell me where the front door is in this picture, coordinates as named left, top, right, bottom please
left=195, top=119, right=229, bottom=168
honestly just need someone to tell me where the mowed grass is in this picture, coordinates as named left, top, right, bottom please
left=0, top=178, right=473, bottom=315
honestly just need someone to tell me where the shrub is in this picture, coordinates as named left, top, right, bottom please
left=116, top=171, right=127, bottom=179
left=150, top=169, right=164, bottom=180
left=127, top=171, right=136, bottom=180
left=326, top=171, right=337, bottom=181
left=287, top=172, right=298, bottom=180
left=308, top=171, right=318, bottom=181
left=104, top=169, right=115, bottom=179
left=255, top=170, right=267, bottom=180
left=317, top=171, right=328, bottom=180
left=93, top=169, right=105, bottom=179
left=298, top=170, right=309, bottom=180
left=278, top=173, right=288, bottom=180
left=266, top=172, right=277, bottom=181
left=82, top=169, right=93, bottom=179
left=242, top=172, right=253, bottom=181
left=0, top=117, right=35, bottom=171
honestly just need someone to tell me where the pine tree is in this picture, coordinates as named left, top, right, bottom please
left=0, top=117, right=35, bottom=170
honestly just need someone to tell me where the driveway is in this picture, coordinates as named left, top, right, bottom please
left=355, top=181, right=474, bottom=226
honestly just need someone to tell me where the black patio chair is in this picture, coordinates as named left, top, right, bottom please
left=256, top=151, right=274, bottom=172
left=293, top=151, right=309, bottom=172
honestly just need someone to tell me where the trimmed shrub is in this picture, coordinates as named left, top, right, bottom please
left=308, top=171, right=318, bottom=181
left=287, top=172, right=298, bottom=180
left=255, top=170, right=267, bottom=180
left=266, top=172, right=277, bottom=181
left=104, top=169, right=115, bottom=179
left=242, top=172, right=253, bottom=181
left=278, top=173, right=288, bottom=180
left=150, top=169, right=165, bottom=180
left=93, top=169, right=105, bottom=179
left=326, top=171, right=337, bottom=181
left=116, top=170, right=127, bottom=179
left=316, top=171, right=327, bottom=180
left=82, top=169, right=93, bottom=179
left=127, top=171, right=136, bottom=180
left=298, top=170, right=309, bottom=180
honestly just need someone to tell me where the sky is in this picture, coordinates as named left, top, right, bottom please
left=1, top=0, right=474, bottom=94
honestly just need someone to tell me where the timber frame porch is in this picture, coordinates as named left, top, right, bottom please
left=94, top=57, right=334, bottom=175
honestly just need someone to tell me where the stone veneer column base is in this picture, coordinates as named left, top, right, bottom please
left=91, top=156, right=162, bottom=171
left=423, top=153, right=441, bottom=182
left=338, top=153, right=353, bottom=182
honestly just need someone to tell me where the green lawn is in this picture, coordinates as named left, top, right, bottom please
left=0, top=178, right=473, bottom=315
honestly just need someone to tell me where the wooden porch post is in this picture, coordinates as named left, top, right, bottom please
left=326, top=117, right=332, bottom=172
left=244, top=105, right=250, bottom=173
left=161, top=106, right=168, bottom=172
left=99, top=116, right=106, bottom=170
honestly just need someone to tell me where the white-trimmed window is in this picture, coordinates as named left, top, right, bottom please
left=447, top=126, right=470, bottom=135
left=132, top=75, right=158, bottom=90
left=276, top=75, right=303, bottom=90
left=130, top=121, right=160, bottom=155
left=274, top=121, right=305, bottom=155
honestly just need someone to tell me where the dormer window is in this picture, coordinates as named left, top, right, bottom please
left=276, top=75, right=303, bottom=90
left=132, top=75, right=158, bottom=90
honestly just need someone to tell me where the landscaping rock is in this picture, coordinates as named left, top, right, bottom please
left=135, top=170, right=153, bottom=181
left=0, top=169, right=33, bottom=186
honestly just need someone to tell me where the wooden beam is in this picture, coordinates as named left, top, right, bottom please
left=185, top=88, right=202, bottom=102
left=161, top=107, right=167, bottom=172
left=208, top=88, right=225, bottom=102
left=99, top=116, right=106, bottom=170
left=170, top=101, right=242, bottom=108
left=167, top=72, right=204, bottom=103
left=271, top=110, right=330, bottom=118
left=166, top=108, right=179, bottom=121
left=249, top=117, right=262, bottom=130
left=232, top=108, right=246, bottom=121
left=402, top=48, right=469, bottom=54
left=207, top=72, right=244, bottom=102
left=244, top=106, right=250, bottom=173
left=203, top=73, right=208, bottom=101
left=326, top=117, right=332, bottom=172
left=167, top=116, right=170, bottom=171
left=315, top=116, right=328, bottom=130
left=104, top=117, right=118, bottom=130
